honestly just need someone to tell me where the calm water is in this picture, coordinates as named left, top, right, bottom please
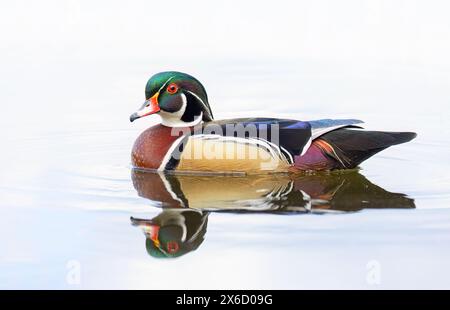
left=2, top=1, right=450, bottom=289
left=1, top=77, right=450, bottom=288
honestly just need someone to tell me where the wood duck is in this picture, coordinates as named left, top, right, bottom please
left=130, top=71, right=416, bottom=173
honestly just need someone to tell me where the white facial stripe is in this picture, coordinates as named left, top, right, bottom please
left=159, top=92, right=186, bottom=125
left=160, top=93, right=203, bottom=127
left=187, top=215, right=208, bottom=243
left=158, top=76, right=175, bottom=93
left=175, top=92, right=188, bottom=117
left=156, top=79, right=209, bottom=127
left=185, top=90, right=212, bottom=118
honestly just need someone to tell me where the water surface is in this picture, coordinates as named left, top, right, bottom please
left=1, top=99, right=449, bottom=289
left=1, top=1, right=450, bottom=289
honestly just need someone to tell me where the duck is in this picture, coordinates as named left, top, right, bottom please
left=130, top=71, right=416, bottom=174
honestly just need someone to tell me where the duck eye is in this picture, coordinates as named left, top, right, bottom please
left=166, top=83, right=178, bottom=94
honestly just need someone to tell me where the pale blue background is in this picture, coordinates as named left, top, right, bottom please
left=1, top=0, right=450, bottom=289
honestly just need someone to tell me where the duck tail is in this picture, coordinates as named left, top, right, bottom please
left=316, top=129, right=417, bottom=169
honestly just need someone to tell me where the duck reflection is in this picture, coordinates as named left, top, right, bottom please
left=130, top=170, right=415, bottom=258
left=131, top=209, right=208, bottom=259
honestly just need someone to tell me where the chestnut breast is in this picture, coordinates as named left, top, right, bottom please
left=131, top=124, right=188, bottom=170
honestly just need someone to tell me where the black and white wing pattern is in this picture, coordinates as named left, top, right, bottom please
left=202, top=118, right=313, bottom=163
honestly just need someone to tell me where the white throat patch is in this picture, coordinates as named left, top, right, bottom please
left=160, top=93, right=203, bottom=127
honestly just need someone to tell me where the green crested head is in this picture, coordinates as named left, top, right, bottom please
left=130, top=71, right=213, bottom=127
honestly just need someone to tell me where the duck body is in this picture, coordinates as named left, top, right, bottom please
left=130, top=71, right=416, bottom=174
left=131, top=117, right=416, bottom=173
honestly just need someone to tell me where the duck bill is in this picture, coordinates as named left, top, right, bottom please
left=130, top=92, right=160, bottom=122
left=130, top=217, right=160, bottom=245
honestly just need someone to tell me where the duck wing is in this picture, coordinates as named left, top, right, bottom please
left=308, top=119, right=364, bottom=140
left=202, top=118, right=313, bottom=163
left=318, top=129, right=417, bottom=169
left=205, top=118, right=364, bottom=157
left=163, top=118, right=367, bottom=171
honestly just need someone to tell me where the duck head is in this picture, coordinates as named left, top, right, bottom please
left=129, top=71, right=214, bottom=127
left=131, top=209, right=208, bottom=259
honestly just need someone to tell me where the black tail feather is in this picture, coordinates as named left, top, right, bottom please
left=320, top=129, right=417, bottom=169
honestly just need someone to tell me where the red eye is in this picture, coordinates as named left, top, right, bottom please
left=167, top=241, right=179, bottom=254
left=166, top=83, right=178, bottom=94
